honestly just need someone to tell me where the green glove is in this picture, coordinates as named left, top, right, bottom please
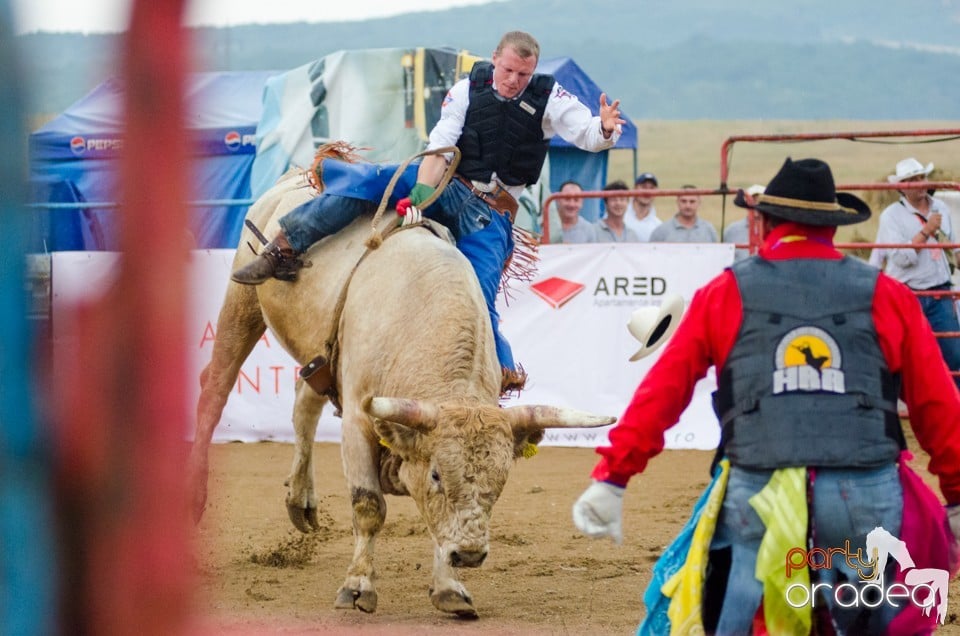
left=409, top=183, right=436, bottom=207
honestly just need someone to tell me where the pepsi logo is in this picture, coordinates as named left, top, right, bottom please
left=224, top=131, right=241, bottom=151
left=70, top=136, right=86, bottom=155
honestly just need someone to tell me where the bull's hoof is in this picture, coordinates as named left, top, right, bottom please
left=190, top=490, right=207, bottom=525
left=286, top=503, right=320, bottom=533
left=187, top=460, right=209, bottom=524
left=429, top=588, right=478, bottom=619
left=335, top=586, right=378, bottom=613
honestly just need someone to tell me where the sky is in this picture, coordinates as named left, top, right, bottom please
left=11, top=0, right=500, bottom=34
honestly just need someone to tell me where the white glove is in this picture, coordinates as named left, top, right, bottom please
left=401, top=204, right=423, bottom=226
left=947, top=505, right=960, bottom=543
left=572, top=481, right=625, bottom=545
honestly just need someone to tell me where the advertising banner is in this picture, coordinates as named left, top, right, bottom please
left=52, top=243, right=734, bottom=449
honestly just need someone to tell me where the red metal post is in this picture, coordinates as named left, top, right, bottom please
left=52, top=1, right=192, bottom=634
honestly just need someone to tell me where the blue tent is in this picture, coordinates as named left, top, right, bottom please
left=28, top=70, right=279, bottom=250
left=537, top=57, right=637, bottom=221
left=29, top=57, right=636, bottom=250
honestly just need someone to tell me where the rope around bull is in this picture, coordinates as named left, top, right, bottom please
left=316, top=147, right=463, bottom=412
left=364, top=146, right=461, bottom=249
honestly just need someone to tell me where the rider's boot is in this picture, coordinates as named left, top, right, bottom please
left=231, top=231, right=306, bottom=285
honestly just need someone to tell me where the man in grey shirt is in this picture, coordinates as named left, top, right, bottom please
left=557, top=180, right=598, bottom=243
left=596, top=180, right=640, bottom=242
left=722, top=218, right=750, bottom=261
left=649, top=185, right=718, bottom=243
left=722, top=184, right=763, bottom=260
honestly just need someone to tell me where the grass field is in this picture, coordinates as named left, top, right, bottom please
left=607, top=120, right=960, bottom=246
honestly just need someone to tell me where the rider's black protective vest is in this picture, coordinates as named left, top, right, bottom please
left=456, top=61, right=553, bottom=186
left=713, top=256, right=904, bottom=470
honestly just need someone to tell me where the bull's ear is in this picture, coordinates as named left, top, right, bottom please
left=366, top=397, right=440, bottom=459
left=364, top=397, right=439, bottom=433
left=373, top=419, right=421, bottom=459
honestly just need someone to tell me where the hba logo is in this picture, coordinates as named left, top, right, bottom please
left=773, top=326, right=845, bottom=394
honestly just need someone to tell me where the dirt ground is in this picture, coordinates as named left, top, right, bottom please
left=190, top=439, right=960, bottom=635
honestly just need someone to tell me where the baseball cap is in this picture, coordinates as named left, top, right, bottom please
left=635, top=172, right=658, bottom=186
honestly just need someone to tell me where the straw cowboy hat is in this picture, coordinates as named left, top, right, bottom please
left=734, top=157, right=871, bottom=226
left=736, top=184, right=766, bottom=206
left=627, top=293, right=685, bottom=362
left=887, top=157, right=934, bottom=184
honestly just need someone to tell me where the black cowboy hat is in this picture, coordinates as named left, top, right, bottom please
left=734, top=157, right=871, bottom=226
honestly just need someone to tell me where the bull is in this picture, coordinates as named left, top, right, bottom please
left=187, top=167, right=615, bottom=618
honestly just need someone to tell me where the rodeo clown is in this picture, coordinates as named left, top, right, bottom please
left=230, top=30, right=625, bottom=392
left=573, top=158, right=960, bottom=634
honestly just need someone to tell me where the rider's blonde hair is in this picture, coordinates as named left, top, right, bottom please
left=495, top=31, right=540, bottom=60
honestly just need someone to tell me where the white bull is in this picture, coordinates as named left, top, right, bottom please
left=187, top=169, right=615, bottom=618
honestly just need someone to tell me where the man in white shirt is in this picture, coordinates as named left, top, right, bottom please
left=623, top=172, right=661, bottom=241
left=874, top=157, right=960, bottom=388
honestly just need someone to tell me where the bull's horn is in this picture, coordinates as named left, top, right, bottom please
left=504, top=405, right=616, bottom=433
left=365, top=397, right=439, bottom=433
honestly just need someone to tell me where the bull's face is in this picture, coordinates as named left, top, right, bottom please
left=376, top=403, right=519, bottom=568
left=366, top=397, right=617, bottom=569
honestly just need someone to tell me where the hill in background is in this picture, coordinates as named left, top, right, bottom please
left=17, top=0, right=960, bottom=120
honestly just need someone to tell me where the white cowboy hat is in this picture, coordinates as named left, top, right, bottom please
left=887, top=158, right=934, bottom=184
left=627, top=293, right=685, bottom=362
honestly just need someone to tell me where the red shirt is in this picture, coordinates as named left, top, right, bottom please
left=592, top=222, right=960, bottom=503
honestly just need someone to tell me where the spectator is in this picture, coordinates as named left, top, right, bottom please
left=874, top=157, right=960, bottom=389
left=596, top=180, right=639, bottom=242
left=557, top=180, right=598, bottom=243
left=648, top=185, right=718, bottom=243
left=723, top=184, right=763, bottom=261
left=572, top=157, right=960, bottom=634
left=868, top=247, right=887, bottom=269
left=623, top=172, right=661, bottom=241
left=723, top=218, right=749, bottom=261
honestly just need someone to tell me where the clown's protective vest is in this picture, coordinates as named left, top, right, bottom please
left=714, top=257, right=903, bottom=470
left=456, top=61, right=553, bottom=186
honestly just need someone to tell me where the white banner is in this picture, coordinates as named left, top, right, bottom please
left=52, top=243, right=734, bottom=449
left=501, top=243, right=731, bottom=450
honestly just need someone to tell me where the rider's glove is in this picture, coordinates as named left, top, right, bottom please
left=396, top=183, right=436, bottom=226
left=396, top=197, right=414, bottom=217
left=401, top=205, right=422, bottom=226
left=409, top=182, right=436, bottom=207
